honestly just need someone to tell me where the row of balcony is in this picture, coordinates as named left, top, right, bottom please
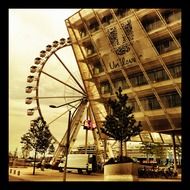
left=102, top=90, right=180, bottom=112
left=77, top=9, right=181, bottom=39
left=142, top=11, right=181, bottom=33
left=79, top=9, right=131, bottom=37
left=80, top=32, right=180, bottom=60
left=98, top=62, right=181, bottom=89
left=154, top=35, right=181, bottom=54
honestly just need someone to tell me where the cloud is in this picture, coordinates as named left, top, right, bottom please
left=9, top=8, right=94, bottom=154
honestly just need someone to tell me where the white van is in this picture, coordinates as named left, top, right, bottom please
left=58, top=154, right=95, bottom=174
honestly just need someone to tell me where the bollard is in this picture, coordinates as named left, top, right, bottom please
left=13, top=170, right=16, bottom=174
left=10, top=169, right=12, bottom=173
left=17, top=171, right=20, bottom=176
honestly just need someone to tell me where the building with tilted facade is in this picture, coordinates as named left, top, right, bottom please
left=65, top=9, right=181, bottom=151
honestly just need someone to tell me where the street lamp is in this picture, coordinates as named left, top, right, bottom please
left=49, top=98, right=83, bottom=109
left=49, top=103, right=76, bottom=181
left=49, top=105, right=57, bottom=108
left=49, top=97, right=87, bottom=180
left=49, top=104, right=76, bottom=109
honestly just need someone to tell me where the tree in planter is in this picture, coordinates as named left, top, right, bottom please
left=20, top=117, right=52, bottom=174
left=101, top=87, right=142, bottom=163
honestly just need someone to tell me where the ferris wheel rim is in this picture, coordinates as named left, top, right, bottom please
left=26, top=38, right=87, bottom=144
left=35, top=40, right=86, bottom=117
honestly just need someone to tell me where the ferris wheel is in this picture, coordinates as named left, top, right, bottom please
left=25, top=37, right=91, bottom=162
left=25, top=37, right=115, bottom=165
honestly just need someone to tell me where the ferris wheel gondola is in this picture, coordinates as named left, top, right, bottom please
left=25, top=37, right=88, bottom=148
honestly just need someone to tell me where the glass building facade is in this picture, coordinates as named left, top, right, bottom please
left=65, top=9, right=181, bottom=144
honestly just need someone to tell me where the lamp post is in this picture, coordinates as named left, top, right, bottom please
left=49, top=97, right=88, bottom=180
left=85, top=128, right=88, bottom=154
left=49, top=104, right=76, bottom=181
left=63, top=110, right=71, bottom=181
left=83, top=120, right=90, bottom=154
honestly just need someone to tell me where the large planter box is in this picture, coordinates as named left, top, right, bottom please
left=104, top=162, right=140, bottom=181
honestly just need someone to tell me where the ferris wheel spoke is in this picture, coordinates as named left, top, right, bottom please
left=26, top=39, right=88, bottom=159
left=49, top=98, right=84, bottom=108
left=41, top=70, right=86, bottom=96
left=50, top=134, right=59, bottom=144
left=48, top=107, right=73, bottom=125
left=47, top=101, right=81, bottom=125
left=36, top=95, right=84, bottom=99
left=53, top=52, right=86, bottom=94
left=70, top=100, right=83, bottom=120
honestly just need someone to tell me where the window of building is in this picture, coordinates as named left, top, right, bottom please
left=160, top=91, right=181, bottom=108
left=127, top=100, right=140, bottom=112
left=114, top=8, right=130, bottom=18
left=113, top=77, right=129, bottom=90
left=142, top=16, right=163, bottom=32
left=128, top=73, right=148, bottom=87
left=100, top=81, right=111, bottom=94
left=101, top=14, right=114, bottom=26
left=83, top=42, right=96, bottom=56
left=147, top=96, right=161, bottom=110
left=154, top=38, right=177, bottom=54
left=140, top=95, right=161, bottom=110
left=79, top=26, right=87, bottom=38
left=88, top=19, right=99, bottom=32
left=147, top=67, right=169, bottom=82
left=167, top=63, right=181, bottom=78
left=161, top=9, right=181, bottom=24
left=93, top=60, right=104, bottom=74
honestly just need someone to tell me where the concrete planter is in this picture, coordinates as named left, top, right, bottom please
left=104, top=162, right=139, bottom=181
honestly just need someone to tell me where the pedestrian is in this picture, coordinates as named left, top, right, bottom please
left=41, top=159, right=45, bottom=171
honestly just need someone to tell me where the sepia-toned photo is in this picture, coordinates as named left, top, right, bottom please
left=9, top=8, right=181, bottom=182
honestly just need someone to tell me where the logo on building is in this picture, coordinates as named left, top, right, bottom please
left=107, top=19, right=134, bottom=55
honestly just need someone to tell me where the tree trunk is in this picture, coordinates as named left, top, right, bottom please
left=120, top=140, right=123, bottom=162
left=146, top=153, right=149, bottom=164
left=123, top=141, right=127, bottom=157
left=33, top=149, right=37, bottom=175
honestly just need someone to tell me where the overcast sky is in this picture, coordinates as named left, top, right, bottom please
left=9, top=9, right=95, bottom=156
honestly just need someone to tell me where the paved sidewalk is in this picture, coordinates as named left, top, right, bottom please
left=9, top=167, right=181, bottom=182
left=9, top=167, right=104, bottom=181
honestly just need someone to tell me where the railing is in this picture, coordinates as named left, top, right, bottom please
left=154, top=40, right=177, bottom=54
left=164, top=12, right=181, bottom=24
left=144, top=20, right=163, bottom=32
